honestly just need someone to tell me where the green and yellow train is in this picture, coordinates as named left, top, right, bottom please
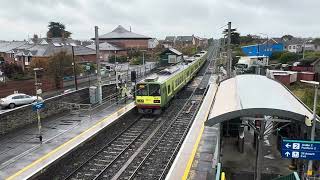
left=135, top=51, right=207, bottom=114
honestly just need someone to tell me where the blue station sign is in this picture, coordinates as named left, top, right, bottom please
left=281, top=139, right=320, bottom=160
left=32, top=102, right=45, bottom=111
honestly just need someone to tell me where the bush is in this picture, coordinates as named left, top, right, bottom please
left=1, top=63, right=24, bottom=79
left=130, top=57, right=143, bottom=65
left=279, top=52, right=302, bottom=64
left=108, top=55, right=128, bottom=63
left=290, top=83, right=320, bottom=115
left=270, top=52, right=284, bottom=60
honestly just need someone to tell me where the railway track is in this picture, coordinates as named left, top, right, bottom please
left=116, top=60, right=213, bottom=180
left=36, top=45, right=217, bottom=180
left=64, top=116, right=156, bottom=180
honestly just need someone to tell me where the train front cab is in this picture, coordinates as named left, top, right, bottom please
left=135, top=83, right=163, bottom=114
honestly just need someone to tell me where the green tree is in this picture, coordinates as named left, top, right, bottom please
left=270, top=52, right=284, bottom=60
left=240, top=34, right=259, bottom=45
left=1, top=63, right=25, bottom=79
left=48, top=51, right=82, bottom=88
left=108, top=55, right=128, bottom=63
left=47, top=22, right=72, bottom=38
left=313, top=38, right=320, bottom=45
left=278, top=52, right=302, bottom=64
left=231, top=32, right=240, bottom=45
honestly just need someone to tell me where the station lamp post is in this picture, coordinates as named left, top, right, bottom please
left=140, top=50, right=147, bottom=76
left=301, top=80, right=319, bottom=176
left=34, top=67, right=43, bottom=142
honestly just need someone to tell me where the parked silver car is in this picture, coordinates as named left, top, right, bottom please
left=0, top=93, right=43, bottom=109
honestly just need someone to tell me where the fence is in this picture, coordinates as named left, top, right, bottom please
left=273, top=172, right=300, bottom=180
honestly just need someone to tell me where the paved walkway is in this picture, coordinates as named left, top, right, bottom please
left=0, top=99, right=134, bottom=179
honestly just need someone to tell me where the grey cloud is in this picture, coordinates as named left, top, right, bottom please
left=0, top=0, right=319, bottom=40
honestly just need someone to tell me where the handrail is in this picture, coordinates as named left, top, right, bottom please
left=215, top=163, right=221, bottom=180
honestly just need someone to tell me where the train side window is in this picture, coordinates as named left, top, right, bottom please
left=136, top=84, right=148, bottom=96
left=168, top=85, right=171, bottom=94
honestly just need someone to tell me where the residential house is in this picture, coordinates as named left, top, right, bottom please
left=304, top=40, right=320, bottom=52
left=287, top=39, right=304, bottom=53
left=0, top=38, right=97, bottom=71
left=163, top=36, right=176, bottom=47
left=86, top=42, right=124, bottom=61
left=175, top=36, right=196, bottom=46
left=148, top=38, right=159, bottom=49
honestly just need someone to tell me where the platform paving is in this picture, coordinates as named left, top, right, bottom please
left=0, top=99, right=134, bottom=179
left=188, top=124, right=220, bottom=180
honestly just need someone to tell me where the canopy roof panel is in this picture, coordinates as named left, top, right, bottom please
left=205, top=74, right=314, bottom=126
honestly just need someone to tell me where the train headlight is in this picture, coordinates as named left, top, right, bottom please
left=153, top=100, right=160, bottom=103
left=137, top=99, right=144, bottom=103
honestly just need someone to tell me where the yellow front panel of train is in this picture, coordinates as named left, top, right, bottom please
left=136, top=96, right=161, bottom=105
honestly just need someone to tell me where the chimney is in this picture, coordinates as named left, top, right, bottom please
left=130, top=26, right=131, bottom=32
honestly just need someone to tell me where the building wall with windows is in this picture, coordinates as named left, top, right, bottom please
left=241, top=43, right=284, bottom=56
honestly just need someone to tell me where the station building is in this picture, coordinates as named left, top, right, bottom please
left=159, top=48, right=183, bottom=65
left=94, top=25, right=152, bottom=51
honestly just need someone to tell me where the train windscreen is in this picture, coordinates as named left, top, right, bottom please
left=136, top=84, right=148, bottom=96
left=149, top=84, right=161, bottom=96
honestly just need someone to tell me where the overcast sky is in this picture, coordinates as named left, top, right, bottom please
left=0, top=0, right=319, bottom=41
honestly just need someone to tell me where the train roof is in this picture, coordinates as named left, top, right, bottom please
left=139, top=51, right=207, bottom=84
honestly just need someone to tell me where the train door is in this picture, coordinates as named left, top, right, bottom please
left=161, top=84, right=167, bottom=107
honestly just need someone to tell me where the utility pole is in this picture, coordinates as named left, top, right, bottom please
left=95, top=26, right=102, bottom=104
left=72, top=45, right=78, bottom=90
left=141, top=50, right=147, bottom=76
left=227, top=22, right=232, bottom=78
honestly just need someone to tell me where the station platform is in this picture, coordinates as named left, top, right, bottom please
left=0, top=100, right=135, bottom=180
left=166, top=75, right=219, bottom=180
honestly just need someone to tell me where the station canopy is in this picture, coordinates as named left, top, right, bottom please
left=205, top=74, right=315, bottom=126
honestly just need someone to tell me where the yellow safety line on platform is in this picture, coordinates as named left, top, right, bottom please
left=6, top=103, right=133, bottom=180
left=182, top=124, right=204, bottom=180
left=181, top=102, right=212, bottom=180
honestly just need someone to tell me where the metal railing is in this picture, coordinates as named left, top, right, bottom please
left=215, top=163, right=222, bottom=180
left=273, top=172, right=300, bottom=180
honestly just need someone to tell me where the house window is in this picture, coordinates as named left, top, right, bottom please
left=293, top=46, right=296, bottom=49
left=289, top=46, right=291, bottom=50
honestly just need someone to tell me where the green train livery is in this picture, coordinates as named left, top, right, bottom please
left=135, top=51, right=207, bottom=114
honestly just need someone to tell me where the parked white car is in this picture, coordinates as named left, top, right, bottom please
left=0, top=93, right=43, bottom=109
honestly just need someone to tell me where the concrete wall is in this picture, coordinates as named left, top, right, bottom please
left=0, top=84, right=116, bottom=135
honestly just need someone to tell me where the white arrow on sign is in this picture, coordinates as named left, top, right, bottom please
left=285, top=152, right=290, bottom=157
left=285, top=143, right=291, bottom=148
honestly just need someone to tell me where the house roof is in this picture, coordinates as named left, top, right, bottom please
left=161, top=48, right=182, bottom=56
left=286, top=38, right=305, bottom=45
left=165, top=36, right=175, bottom=42
left=97, top=25, right=151, bottom=40
left=86, top=42, right=122, bottom=51
left=0, top=41, right=28, bottom=52
left=176, top=36, right=194, bottom=42
left=73, top=46, right=96, bottom=56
